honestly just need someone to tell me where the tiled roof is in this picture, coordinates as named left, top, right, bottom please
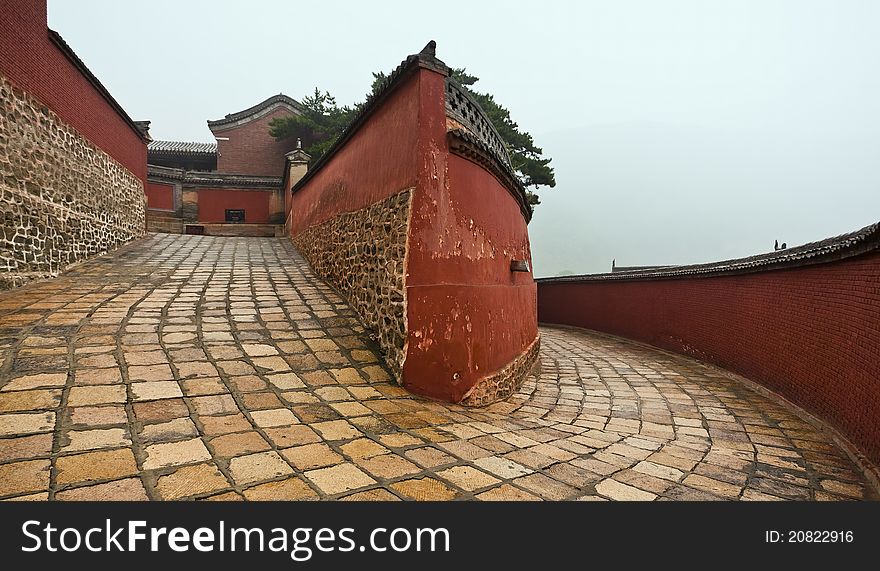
left=207, top=94, right=304, bottom=129
left=148, top=140, right=218, bottom=156
left=537, top=221, right=880, bottom=283
left=147, top=165, right=280, bottom=189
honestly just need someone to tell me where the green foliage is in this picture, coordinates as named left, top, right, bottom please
left=448, top=68, right=555, bottom=206
left=268, top=88, right=355, bottom=162
left=272, top=67, right=556, bottom=207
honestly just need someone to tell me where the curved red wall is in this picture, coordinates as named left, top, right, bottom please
left=405, top=153, right=537, bottom=401
left=290, top=63, right=538, bottom=403
left=197, top=189, right=271, bottom=224
left=537, top=251, right=880, bottom=466
left=0, top=0, right=146, bottom=181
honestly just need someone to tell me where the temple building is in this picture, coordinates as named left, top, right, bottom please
left=145, top=94, right=307, bottom=236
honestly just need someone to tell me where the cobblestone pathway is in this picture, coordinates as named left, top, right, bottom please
left=0, top=234, right=873, bottom=501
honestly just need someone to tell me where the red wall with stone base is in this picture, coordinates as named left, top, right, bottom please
left=197, top=189, right=272, bottom=224
left=537, top=251, right=880, bottom=467
left=290, top=58, right=537, bottom=404
left=0, top=0, right=146, bottom=181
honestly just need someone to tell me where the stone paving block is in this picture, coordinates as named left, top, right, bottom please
left=340, top=438, right=388, bottom=459
left=67, top=385, right=126, bottom=406
left=140, top=417, right=199, bottom=443
left=264, top=425, right=322, bottom=448
left=473, top=456, right=534, bottom=479
left=0, top=411, right=55, bottom=436
left=63, top=428, right=131, bottom=452
left=181, top=377, right=228, bottom=396
left=199, top=413, right=252, bottom=436
left=69, top=405, right=128, bottom=427
left=56, top=448, right=138, bottom=485
left=228, top=451, right=294, bottom=485
left=242, top=392, right=284, bottom=410
left=311, top=419, right=362, bottom=441
left=281, top=443, right=343, bottom=470
left=210, top=431, right=271, bottom=457
left=191, top=394, right=239, bottom=416
left=250, top=408, right=298, bottom=428
left=436, top=466, right=500, bottom=492
left=476, top=484, right=542, bottom=501
left=176, top=362, right=220, bottom=379
left=155, top=463, right=230, bottom=500
left=0, top=389, right=61, bottom=412
left=0, top=433, right=54, bottom=462
left=242, top=478, right=318, bottom=501
left=128, top=364, right=175, bottom=382
left=0, top=459, right=51, bottom=497
left=355, top=453, right=421, bottom=480
left=1, top=372, right=67, bottom=392
left=133, top=398, right=190, bottom=423
left=391, top=477, right=459, bottom=501
left=74, top=368, right=123, bottom=385
left=595, top=478, right=658, bottom=501
left=340, top=488, right=400, bottom=501
left=304, top=463, right=376, bottom=495
left=512, top=473, right=579, bottom=500
left=56, top=478, right=148, bottom=501
left=131, top=381, right=183, bottom=401
left=143, top=438, right=212, bottom=470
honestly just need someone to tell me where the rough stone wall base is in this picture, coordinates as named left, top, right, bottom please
left=459, top=336, right=541, bottom=407
left=292, top=189, right=411, bottom=379
left=146, top=210, right=184, bottom=234
left=0, top=73, right=145, bottom=288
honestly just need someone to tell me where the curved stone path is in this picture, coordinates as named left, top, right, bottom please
left=0, top=234, right=873, bottom=501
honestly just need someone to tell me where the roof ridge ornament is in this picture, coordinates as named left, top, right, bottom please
left=420, top=40, right=437, bottom=57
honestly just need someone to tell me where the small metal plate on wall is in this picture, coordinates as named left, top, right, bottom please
left=510, top=259, right=530, bottom=273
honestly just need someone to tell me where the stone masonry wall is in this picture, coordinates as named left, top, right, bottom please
left=292, top=189, right=411, bottom=379
left=0, top=74, right=145, bottom=288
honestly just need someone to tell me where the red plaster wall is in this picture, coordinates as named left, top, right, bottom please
left=537, top=252, right=880, bottom=466
left=214, top=107, right=299, bottom=177
left=145, top=181, right=174, bottom=211
left=288, top=72, right=421, bottom=234
left=0, top=0, right=147, bottom=181
left=404, top=152, right=537, bottom=402
left=197, top=188, right=271, bottom=224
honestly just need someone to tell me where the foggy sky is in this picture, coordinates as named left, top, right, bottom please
left=47, top=0, right=880, bottom=276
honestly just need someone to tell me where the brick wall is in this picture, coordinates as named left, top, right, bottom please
left=537, top=249, right=880, bottom=466
left=214, top=107, right=298, bottom=177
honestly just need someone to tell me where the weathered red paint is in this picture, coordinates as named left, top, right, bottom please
left=290, top=62, right=538, bottom=403
left=404, top=151, right=537, bottom=401
left=197, top=188, right=272, bottom=224
left=0, top=0, right=147, bottom=181
left=214, top=107, right=303, bottom=177
left=537, top=251, right=880, bottom=466
left=145, top=181, right=174, bottom=211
